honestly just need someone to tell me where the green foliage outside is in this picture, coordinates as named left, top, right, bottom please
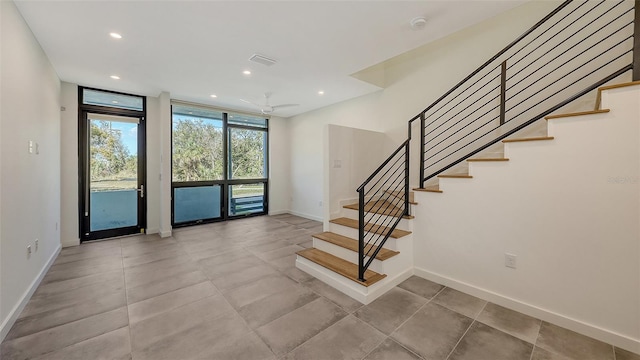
left=90, top=121, right=136, bottom=190
left=89, top=118, right=267, bottom=191
left=229, top=128, right=266, bottom=179
left=172, top=119, right=266, bottom=182
left=172, top=119, right=224, bottom=181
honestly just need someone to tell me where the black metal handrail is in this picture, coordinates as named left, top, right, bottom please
left=419, top=0, right=635, bottom=185
left=356, top=138, right=409, bottom=281
left=355, top=0, right=637, bottom=282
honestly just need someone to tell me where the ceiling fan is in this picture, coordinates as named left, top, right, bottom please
left=240, top=93, right=299, bottom=114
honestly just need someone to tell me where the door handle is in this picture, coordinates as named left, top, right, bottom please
left=137, top=185, right=144, bottom=198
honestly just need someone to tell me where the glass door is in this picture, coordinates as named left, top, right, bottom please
left=80, top=112, right=145, bottom=240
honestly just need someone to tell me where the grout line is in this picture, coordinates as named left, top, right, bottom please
left=119, top=240, right=134, bottom=359
left=529, top=319, right=542, bottom=360
left=359, top=335, right=388, bottom=360
left=445, top=319, right=476, bottom=360
left=474, top=301, right=488, bottom=320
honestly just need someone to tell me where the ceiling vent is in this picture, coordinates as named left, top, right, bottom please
left=249, top=54, right=277, bottom=67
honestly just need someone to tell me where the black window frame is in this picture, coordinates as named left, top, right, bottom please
left=170, top=105, right=269, bottom=227
left=78, top=86, right=147, bottom=242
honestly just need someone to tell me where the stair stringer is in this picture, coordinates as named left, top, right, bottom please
left=411, top=84, right=640, bottom=352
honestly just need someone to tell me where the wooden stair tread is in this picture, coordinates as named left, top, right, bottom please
left=503, top=136, right=554, bottom=143
left=598, top=80, right=640, bottom=92
left=545, top=109, right=610, bottom=120
left=329, top=217, right=412, bottom=239
left=438, top=174, right=473, bottom=179
left=413, top=186, right=443, bottom=193
left=384, top=190, right=417, bottom=205
left=313, top=232, right=400, bottom=261
left=296, top=248, right=386, bottom=287
left=467, top=158, right=509, bottom=162
left=343, top=200, right=414, bottom=219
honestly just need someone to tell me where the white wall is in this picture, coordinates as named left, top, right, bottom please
left=1, top=0, right=61, bottom=340
left=158, top=92, right=171, bottom=237
left=326, top=125, right=387, bottom=222
left=60, top=83, right=78, bottom=246
left=268, top=116, right=290, bottom=215
left=414, top=86, right=640, bottom=352
left=145, top=96, right=161, bottom=234
left=287, top=1, right=559, bottom=220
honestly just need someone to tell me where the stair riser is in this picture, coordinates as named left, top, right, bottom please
left=341, top=208, right=413, bottom=230
left=295, top=256, right=414, bottom=305
left=312, top=238, right=386, bottom=274
left=329, top=223, right=401, bottom=250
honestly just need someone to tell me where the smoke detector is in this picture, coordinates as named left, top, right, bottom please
left=410, top=17, right=427, bottom=30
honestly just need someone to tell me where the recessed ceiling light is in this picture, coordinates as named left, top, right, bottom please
left=112, top=100, right=119, bottom=104
left=210, top=94, right=217, bottom=98
left=243, top=70, right=252, bottom=75
left=110, top=75, right=120, bottom=80
left=318, top=90, right=325, bottom=95
left=109, top=32, right=122, bottom=39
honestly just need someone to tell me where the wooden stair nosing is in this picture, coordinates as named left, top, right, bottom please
left=329, top=217, right=412, bottom=239
left=312, top=232, right=399, bottom=261
left=466, top=158, right=509, bottom=162
left=384, top=189, right=418, bottom=205
left=437, top=174, right=473, bottom=179
left=343, top=202, right=414, bottom=219
left=502, top=136, right=554, bottom=143
left=413, top=187, right=443, bottom=193
left=595, top=80, right=640, bottom=110
left=544, top=109, right=610, bottom=120
left=296, top=248, right=386, bottom=287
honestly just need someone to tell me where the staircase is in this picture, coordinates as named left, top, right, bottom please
left=295, top=0, right=638, bottom=306
left=296, top=194, right=416, bottom=304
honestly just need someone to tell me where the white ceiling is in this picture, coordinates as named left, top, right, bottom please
left=15, top=0, right=524, bottom=118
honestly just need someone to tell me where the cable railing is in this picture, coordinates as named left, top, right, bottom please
left=354, top=0, right=637, bottom=283
left=355, top=138, right=410, bottom=281
left=419, top=0, right=635, bottom=185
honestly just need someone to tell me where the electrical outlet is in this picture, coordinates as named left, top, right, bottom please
left=35, top=239, right=39, bottom=251
left=27, top=245, right=32, bottom=257
left=505, top=253, right=517, bottom=269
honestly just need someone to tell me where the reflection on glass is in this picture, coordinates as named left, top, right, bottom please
left=229, top=183, right=265, bottom=216
left=83, top=89, right=144, bottom=111
left=89, top=119, right=138, bottom=231
left=172, top=109, right=224, bottom=182
left=174, top=186, right=222, bottom=223
left=228, top=113, right=267, bottom=128
left=229, top=128, right=267, bottom=179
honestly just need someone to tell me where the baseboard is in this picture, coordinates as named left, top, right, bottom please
left=268, top=210, right=289, bottom=216
left=288, top=210, right=323, bottom=222
left=414, top=267, right=640, bottom=354
left=160, top=229, right=172, bottom=238
left=61, top=238, right=79, bottom=248
left=0, top=243, right=61, bottom=342
left=146, top=228, right=159, bottom=235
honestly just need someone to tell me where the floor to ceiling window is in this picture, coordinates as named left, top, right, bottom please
left=171, top=103, right=268, bottom=227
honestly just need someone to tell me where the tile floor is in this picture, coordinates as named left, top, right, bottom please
left=1, top=214, right=638, bottom=360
